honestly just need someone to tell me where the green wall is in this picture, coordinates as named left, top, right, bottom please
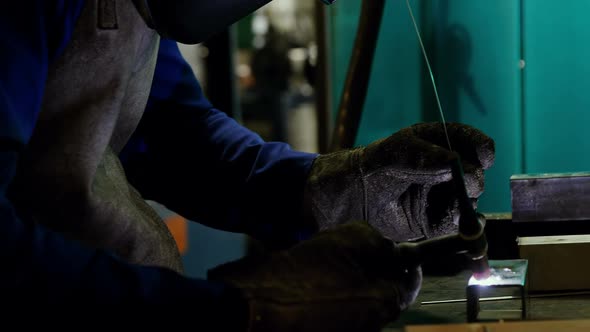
left=428, top=0, right=522, bottom=212
left=330, top=0, right=423, bottom=146
left=330, top=0, right=590, bottom=213
left=523, top=0, right=590, bottom=173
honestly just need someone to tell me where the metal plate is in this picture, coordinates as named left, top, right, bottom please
left=511, top=172, right=590, bottom=222
left=468, top=259, right=528, bottom=287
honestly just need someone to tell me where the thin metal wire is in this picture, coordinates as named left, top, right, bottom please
left=406, top=0, right=453, bottom=152
left=421, top=290, right=590, bottom=306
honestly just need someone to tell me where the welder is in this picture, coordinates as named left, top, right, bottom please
left=0, top=1, right=494, bottom=330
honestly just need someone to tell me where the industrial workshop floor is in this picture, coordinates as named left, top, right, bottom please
left=385, top=270, right=590, bottom=331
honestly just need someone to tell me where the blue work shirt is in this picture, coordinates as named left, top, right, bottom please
left=122, top=39, right=317, bottom=247
left=0, top=1, right=317, bottom=319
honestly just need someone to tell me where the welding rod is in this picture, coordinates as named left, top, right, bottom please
left=421, top=291, right=590, bottom=306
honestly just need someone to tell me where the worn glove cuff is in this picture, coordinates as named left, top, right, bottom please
left=304, top=148, right=366, bottom=231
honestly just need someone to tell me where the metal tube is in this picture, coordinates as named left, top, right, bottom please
left=397, top=234, right=465, bottom=268
left=329, top=0, right=386, bottom=152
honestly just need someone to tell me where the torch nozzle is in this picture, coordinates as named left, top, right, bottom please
left=471, top=255, right=491, bottom=280
left=451, top=158, right=490, bottom=280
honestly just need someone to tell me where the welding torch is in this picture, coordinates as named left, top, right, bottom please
left=324, top=0, right=489, bottom=279
left=396, top=157, right=491, bottom=280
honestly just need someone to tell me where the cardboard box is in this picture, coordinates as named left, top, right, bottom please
left=518, top=235, right=590, bottom=292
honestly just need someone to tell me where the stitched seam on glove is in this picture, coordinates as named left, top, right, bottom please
left=363, top=167, right=451, bottom=178
left=400, top=190, right=418, bottom=238
left=413, top=187, right=427, bottom=239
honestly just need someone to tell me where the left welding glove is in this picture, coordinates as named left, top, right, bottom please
left=208, top=221, right=421, bottom=332
left=304, top=122, right=495, bottom=242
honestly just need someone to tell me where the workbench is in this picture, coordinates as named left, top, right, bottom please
left=384, top=270, right=590, bottom=331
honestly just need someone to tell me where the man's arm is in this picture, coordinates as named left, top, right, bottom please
left=0, top=4, right=247, bottom=323
left=122, top=39, right=319, bottom=248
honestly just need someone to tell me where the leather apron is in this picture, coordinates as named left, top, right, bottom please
left=11, top=0, right=183, bottom=273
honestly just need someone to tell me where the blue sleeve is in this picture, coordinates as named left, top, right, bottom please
left=121, top=39, right=319, bottom=248
left=0, top=3, right=248, bottom=321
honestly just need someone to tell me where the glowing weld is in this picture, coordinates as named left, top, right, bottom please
left=469, top=267, right=524, bottom=287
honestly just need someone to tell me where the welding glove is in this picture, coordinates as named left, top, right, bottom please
left=208, top=221, right=421, bottom=332
left=304, top=122, right=495, bottom=242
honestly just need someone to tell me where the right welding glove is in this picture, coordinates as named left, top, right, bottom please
left=304, top=122, right=495, bottom=242
left=208, top=221, right=421, bottom=332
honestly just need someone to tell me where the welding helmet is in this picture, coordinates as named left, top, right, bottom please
left=134, top=0, right=337, bottom=45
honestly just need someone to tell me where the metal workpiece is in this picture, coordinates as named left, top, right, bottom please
left=467, top=260, right=527, bottom=288
left=398, top=268, right=590, bottom=328
left=511, top=172, right=590, bottom=223
left=466, top=259, right=529, bottom=323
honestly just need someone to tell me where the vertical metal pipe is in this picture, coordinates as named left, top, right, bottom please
left=329, top=0, right=386, bottom=152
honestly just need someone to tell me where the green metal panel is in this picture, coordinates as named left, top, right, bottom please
left=429, top=0, right=523, bottom=212
left=523, top=0, right=590, bottom=174
left=330, top=1, right=522, bottom=212
left=330, top=0, right=423, bottom=146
